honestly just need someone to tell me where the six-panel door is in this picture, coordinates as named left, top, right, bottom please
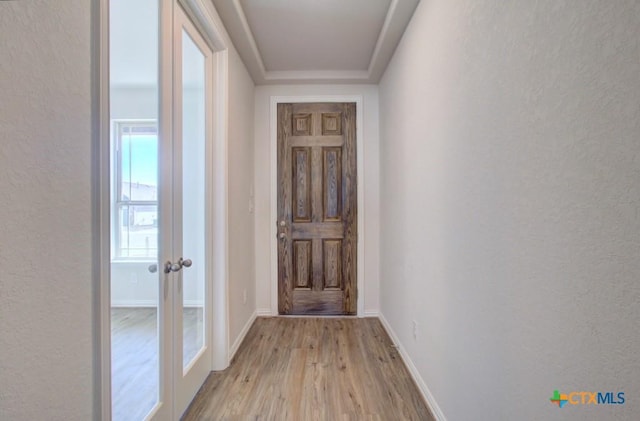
left=277, top=103, right=357, bottom=315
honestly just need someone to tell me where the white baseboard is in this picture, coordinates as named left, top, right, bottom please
left=256, top=308, right=274, bottom=316
left=257, top=308, right=377, bottom=318
left=229, top=310, right=257, bottom=361
left=111, top=300, right=205, bottom=308
left=110, top=300, right=156, bottom=307
left=378, top=313, right=447, bottom=421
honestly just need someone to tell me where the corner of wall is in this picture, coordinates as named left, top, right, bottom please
left=378, top=313, right=447, bottom=421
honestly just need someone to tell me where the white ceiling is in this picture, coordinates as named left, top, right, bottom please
left=212, top=0, right=420, bottom=85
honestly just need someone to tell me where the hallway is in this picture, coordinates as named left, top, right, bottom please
left=182, top=318, right=434, bottom=420
left=2, top=0, right=639, bottom=420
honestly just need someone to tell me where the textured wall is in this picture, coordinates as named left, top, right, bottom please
left=228, top=47, right=257, bottom=345
left=379, top=0, right=640, bottom=420
left=0, top=1, right=94, bottom=420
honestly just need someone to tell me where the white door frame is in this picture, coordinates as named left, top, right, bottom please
left=96, top=0, right=230, bottom=419
left=176, top=0, right=231, bottom=372
left=172, top=3, right=218, bottom=417
left=173, top=0, right=233, bottom=374
left=269, top=95, right=365, bottom=317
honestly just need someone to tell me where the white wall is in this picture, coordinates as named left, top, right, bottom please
left=379, top=1, right=640, bottom=420
left=227, top=47, right=257, bottom=347
left=111, top=86, right=156, bottom=120
left=0, top=1, right=94, bottom=420
left=253, top=85, right=380, bottom=316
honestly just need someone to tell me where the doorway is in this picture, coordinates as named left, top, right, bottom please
left=277, top=102, right=358, bottom=315
left=105, top=0, right=223, bottom=419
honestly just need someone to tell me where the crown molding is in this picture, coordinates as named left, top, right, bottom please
left=213, top=0, right=419, bottom=85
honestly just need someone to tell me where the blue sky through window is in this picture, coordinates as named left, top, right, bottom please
left=121, top=134, right=158, bottom=197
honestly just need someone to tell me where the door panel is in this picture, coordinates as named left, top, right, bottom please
left=172, top=6, right=213, bottom=418
left=277, top=103, right=357, bottom=315
left=109, top=0, right=165, bottom=419
left=179, top=25, right=206, bottom=372
left=109, top=2, right=213, bottom=420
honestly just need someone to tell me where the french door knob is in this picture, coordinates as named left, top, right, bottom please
left=164, top=261, right=173, bottom=274
left=163, top=258, right=193, bottom=273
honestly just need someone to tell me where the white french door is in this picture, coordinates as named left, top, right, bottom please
left=108, top=1, right=214, bottom=420
left=170, top=5, right=214, bottom=417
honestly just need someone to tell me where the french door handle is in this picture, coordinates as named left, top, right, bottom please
left=164, top=261, right=174, bottom=274
left=165, top=258, right=193, bottom=273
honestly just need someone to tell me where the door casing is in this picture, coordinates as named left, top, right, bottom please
left=268, top=95, right=365, bottom=317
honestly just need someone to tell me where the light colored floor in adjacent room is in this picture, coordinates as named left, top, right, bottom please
left=111, top=307, right=203, bottom=421
left=182, top=317, right=435, bottom=421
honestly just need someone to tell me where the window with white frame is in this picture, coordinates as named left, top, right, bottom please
left=112, top=121, right=158, bottom=259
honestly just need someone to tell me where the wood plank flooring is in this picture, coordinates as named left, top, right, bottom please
left=111, top=307, right=204, bottom=421
left=181, top=317, right=435, bottom=421
left=111, top=308, right=158, bottom=421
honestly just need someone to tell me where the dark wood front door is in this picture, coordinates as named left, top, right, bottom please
left=277, top=102, right=357, bottom=315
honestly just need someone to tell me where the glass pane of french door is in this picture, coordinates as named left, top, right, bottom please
left=172, top=9, right=213, bottom=416
left=109, top=0, right=161, bottom=419
left=180, top=28, right=206, bottom=371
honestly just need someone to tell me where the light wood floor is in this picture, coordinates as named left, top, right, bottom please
left=182, top=317, right=435, bottom=421
left=111, top=308, right=158, bottom=421
left=111, top=307, right=204, bottom=421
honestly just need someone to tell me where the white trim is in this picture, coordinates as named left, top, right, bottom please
left=363, top=310, right=380, bottom=318
left=269, top=95, right=365, bottom=317
left=179, top=0, right=229, bottom=51
left=110, top=300, right=205, bottom=308
left=256, top=308, right=273, bottom=317
left=111, top=300, right=157, bottom=308
left=366, top=0, right=398, bottom=76
left=158, top=1, right=175, bottom=418
left=229, top=310, right=257, bottom=360
left=264, top=70, right=369, bottom=82
left=172, top=7, right=218, bottom=417
left=230, top=0, right=267, bottom=75
left=178, top=0, right=231, bottom=373
left=378, top=314, right=447, bottom=421
left=221, top=0, right=419, bottom=84
left=278, top=315, right=358, bottom=319
left=96, top=0, right=111, bottom=419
